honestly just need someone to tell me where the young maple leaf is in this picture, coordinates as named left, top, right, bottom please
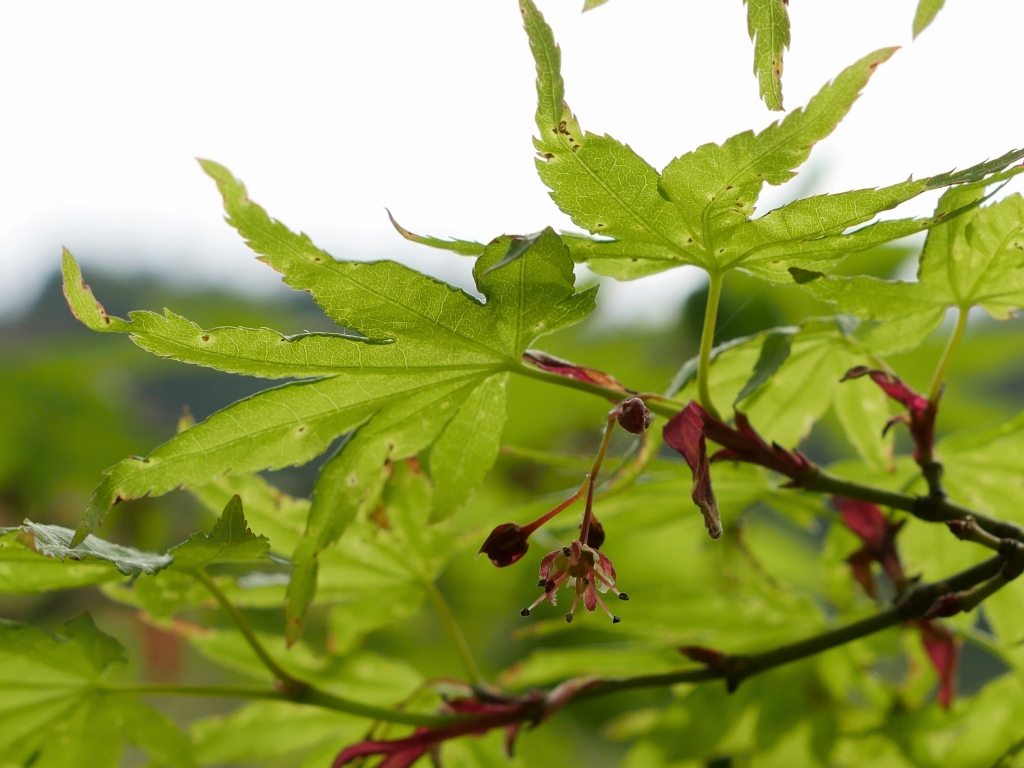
left=743, top=0, right=791, bottom=111
left=801, top=186, right=1024, bottom=354
left=62, top=161, right=596, bottom=642
left=391, top=1, right=1024, bottom=290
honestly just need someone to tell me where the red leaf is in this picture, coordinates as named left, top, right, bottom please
left=842, top=367, right=939, bottom=466
left=523, top=350, right=627, bottom=394
left=919, top=620, right=960, bottom=708
left=663, top=402, right=722, bottom=538
left=834, top=497, right=906, bottom=590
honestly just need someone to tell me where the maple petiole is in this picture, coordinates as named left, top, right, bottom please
left=191, top=569, right=303, bottom=693
left=697, top=272, right=725, bottom=419
left=928, top=308, right=969, bottom=401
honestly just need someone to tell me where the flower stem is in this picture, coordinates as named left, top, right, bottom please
left=579, top=413, right=618, bottom=544
left=189, top=569, right=457, bottom=727
left=928, top=308, right=968, bottom=400
left=424, top=579, right=483, bottom=686
left=697, top=272, right=725, bottom=418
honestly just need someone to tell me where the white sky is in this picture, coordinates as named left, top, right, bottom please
left=2, top=1, right=1021, bottom=324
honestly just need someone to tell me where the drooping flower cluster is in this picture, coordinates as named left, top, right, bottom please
left=521, top=540, right=629, bottom=624
left=479, top=396, right=649, bottom=623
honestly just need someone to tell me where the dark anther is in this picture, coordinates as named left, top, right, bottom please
left=612, top=615, right=621, bottom=624
left=538, top=579, right=547, bottom=587
left=618, top=592, right=630, bottom=601
left=565, top=613, right=574, bottom=624
left=520, top=607, right=531, bottom=617
left=562, top=546, right=571, bottom=556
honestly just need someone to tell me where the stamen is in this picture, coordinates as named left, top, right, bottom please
left=565, top=613, right=573, bottom=624
left=520, top=607, right=531, bottom=617
left=592, top=590, right=620, bottom=623
left=592, top=567, right=626, bottom=599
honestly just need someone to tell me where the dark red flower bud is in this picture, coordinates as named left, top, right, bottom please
left=583, top=516, right=606, bottom=549
left=479, top=523, right=530, bottom=567
left=616, top=396, right=651, bottom=435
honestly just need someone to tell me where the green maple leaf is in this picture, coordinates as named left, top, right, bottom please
left=744, top=0, right=791, bottom=110
left=0, top=614, right=193, bottom=767
left=168, top=494, right=270, bottom=572
left=799, top=189, right=1024, bottom=353
left=0, top=521, right=171, bottom=593
left=913, top=0, right=947, bottom=37
left=62, top=161, right=595, bottom=640
left=396, top=0, right=1023, bottom=287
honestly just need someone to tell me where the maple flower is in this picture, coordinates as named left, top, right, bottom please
left=841, top=366, right=940, bottom=467
left=520, top=540, right=628, bottom=624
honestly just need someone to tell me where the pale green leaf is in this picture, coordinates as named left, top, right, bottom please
left=387, top=209, right=486, bottom=256
left=520, top=0, right=703, bottom=267
left=743, top=0, right=791, bottom=110
left=515, top=1, right=1024, bottom=284
left=0, top=523, right=170, bottom=593
left=913, top=0, right=946, bottom=37
left=168, top=494, right=270, bottom=571
left=802, top=189, right=1024, bottom=352
left=0, top=615, right=193, bottom=767
left=937, top=411, right=1024, bottom=523
left=64, top=164, right=594, bottom=547
left=660, top=47, right=896, bottom=249
left=674, top=321, right=856, bottom=446
left=734, top=329, right=793, bottom=404
left=192, top=701, right=364, bottom=767
left=833, top=372, right=894, bottom=471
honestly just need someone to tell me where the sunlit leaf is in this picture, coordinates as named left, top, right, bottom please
left=168, top=495, right=270, bottom=571
left=803, top=189, right=1024, bottom=352
left=743, top=0, right=791, bottom=110
left=0, top=614, right=193, bottom=767
left=913, top=0, right=946, bottom=37
left=0, top=523, right=170, bottom=593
